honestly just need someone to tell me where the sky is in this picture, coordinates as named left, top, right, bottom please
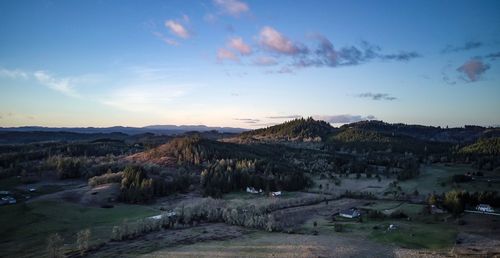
left=0, top=0, right=499, bottom=129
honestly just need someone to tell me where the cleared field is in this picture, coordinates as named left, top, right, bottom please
left=360, top=201, right=424, bottom=216
left=296, top=198, right=456, bottom=250
left=140, top=231, right=396, bottom=258
left=309, top=175, right=392, bottom=197
left=88, top=223, right=248, bottom=257
left=0, top=200, right=157, bottom=258
left=368, top=221, right=457, bottom=249
left=396, top=164, right=468, bottom=195
left=300, top=214, right=456, bottom=250
left=397, top=164, right=499, bottom=195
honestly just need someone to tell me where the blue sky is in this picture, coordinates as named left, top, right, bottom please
left=1, top=0, right=499, bottom=128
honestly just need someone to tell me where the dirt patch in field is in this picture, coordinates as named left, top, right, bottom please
left=141, top=230, right=448, bottom=258
left=453, top=232, right=500, bottom=257
left=28, top=182, right=120, bottom=207
left=86, top=223, right=248, bottom=258
left=81, top=183, right=121, bottom=206
left=28, top=184, right=87, bottom=203
left=459, top=213, right=500, bottom=240
left=125, top=152, right=178, bottom=167
left=153, top=192, right=205, bottom=212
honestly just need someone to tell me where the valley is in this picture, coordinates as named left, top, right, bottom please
left=1, top=118, right=499, bottom=257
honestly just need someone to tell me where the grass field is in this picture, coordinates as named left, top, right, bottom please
left=296, top=198, right=456, bottom=250
left=300, top=215, right=457, bottom=250
left=222, top=191, right=300, bottom=200
left=0, top=199, right=157, bottom=258
left=308, top=175, right=392, bottom=197
left=396, top=164, right=468, bottom=195
left=397, top=164, right=499, bottom=195
left=368, top=221, right=457, bottom=249
left=360, top=201, right=424, bottom=216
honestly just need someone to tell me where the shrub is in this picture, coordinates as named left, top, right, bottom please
left=47, top=233, right=64, bottom=258
left=76, top=229, right=91, bottom=256
left=89, top=171, right=123, bottom=187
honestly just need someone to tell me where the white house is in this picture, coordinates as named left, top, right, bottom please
left=476, top=204, right=494, bottom=213
left=339, top=208, right=361, bottom=218
left=148, top=211, right=176, bottom=220
left=271, top=191, right=282, bottom=197
left=246, top=187, right=262, bottom=194
left=0, top=196, right=16, bottom=205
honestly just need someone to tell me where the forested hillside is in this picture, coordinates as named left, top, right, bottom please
left=240, top=117, right=334, bottom=141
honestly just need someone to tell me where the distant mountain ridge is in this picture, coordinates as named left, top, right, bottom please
left=231, top=118, right=499, bottom=144
left=343, top=120, right=500, bottom=143
left=2, top=119, right=499, bottom=145
left=0, top=124, right=248, bottom=135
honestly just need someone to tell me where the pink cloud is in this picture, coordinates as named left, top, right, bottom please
left=457, top=59, right=490, bottom=82
left=217, top=48, right=239, bottom=62
left=259, top=26, right=303, bottom=55
left=165, top=20, right=190, bottom=39
left=253, top=56, right=278, bottom=66
left=228, top=37, right=252, bottom=55
left=213, top=0, right=249, bottom=17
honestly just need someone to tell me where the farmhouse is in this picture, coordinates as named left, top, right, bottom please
left=476, top=204, right=494, bottom=213
left=246, top=187, right=262, bottom=194
left=0, top=196, right=16, bottom=205
left=339, top=208, right=361, bottom=218
left=148, top=211, right=177, bottom=220
left=271, top=191, right=281, bottom=197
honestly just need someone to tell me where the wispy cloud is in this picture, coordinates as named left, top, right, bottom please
left=313, top=114, right=376, bottom=124
left=217, top=48, right=239, bottom=62
left=1, top=66, right=193, bottom=116
left=1, top=68, right=102, bottom=98
left=355, top=92, right=397, bottom=101
left=34, top=71, right=74, bottom=96
left=228, top=37, right=252, bottom=55
left=253, top=56, right=278, bottom=66
left=457, top=58, right=490, bottom=82
left=213, top=0, right=249, bottom=17
left=267, top=115, right=302, bottom=119
left=380, top=51, right=420, bottom=61
left=442, top=41, right=483, bottom=54
left=152, top=31, right=179, bottom=46
left=265, top=66, right=294, bottom=74
left=165, top=19, right=190, bottom=39
left=259, top=26, right=307, bottom=55
left=0, top=68, right=29, bottom=79
left=234, top=118, right=260, bottom=124
left=295, top=36, right=420, bottom=69
left=486, top=52, right=500, bottom=59
left=100, top=85, right=187, bottom=113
